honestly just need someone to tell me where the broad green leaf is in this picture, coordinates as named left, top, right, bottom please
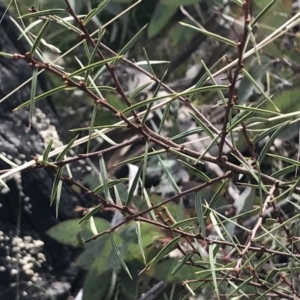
left=146, top=258, right=199, bottom=283
left=148, top=4, right=177, bottom=38
left=82, top=269, right=114, bottom=300
left=47, top=218, right=110, bottom=247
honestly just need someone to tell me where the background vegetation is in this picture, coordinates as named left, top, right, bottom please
left=1, top=0, right=300, bottom=299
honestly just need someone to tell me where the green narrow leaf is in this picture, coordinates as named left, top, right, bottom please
left=99, top=156, right=110, bottom=200
left=55, top=179, right=63, bottom=218
left=64, top=154, right=73, bottom=179
left=227, top=108, right=253, bottom=132
left=83, top=0, right=110, bottom=25
left=189, top=111, right=215, bottom=139
left=0, top=154, right=18, bottom=168
left=143, top=47, right=156, bottom=77
left=43, top=139, right=53, bottom=162
left=110, top=233, right=132, bottom=279
left=231, top=153, right=267, bottom=193
left=242, top=69, right=280, bottom=112
left=85, top=28, right=106, bottom=82
left=178, top=159, right=211, bottom=182
left=157, top=156, right=181, bottom=194
left=272, top=165, right=297, bottom=178
left=87, top=104, right=98, bottom=153
left=141, top=142, right=149, bottom=200
left=89, top=216, right=98, bottom=236
left=9, top=17, right=44, bottom=62
left=258, top=121, right=290, bottom=164
left=252, top=122, right=282, bottom=145
left=93, top=178, right=129, bottom=194
left=113, top=185, right=123, bottom=207
left=14, top=85, right=68, bottom=111
left=0, top=179, right=8, bottom=189
left=195, top=192, right=205, bottom=235
left=171, top=252, right=194, bottom=275
left=50, top=167, right=63, bottom=206
left=234, top=105, right=281, bottom=116
left=129, top=82, right=152, bottom=102
left=28, top=67, right=38, bottom=128
left=180, top=22, right=237, bottom=47
left=204, top=180, right=227, bottom=221
left=143, top=69, right=168, bottom=127
left=209, top=211, right=225, bottom=240
left=56, top=135, right=78, bottom=161
left=30, top=19, right=50, bottom=55
left=69, top=56, right=122, bottom=78
left=114, top=150, right=166, bottom=167
left=201, top=60, right=227, bottom=106
left=171, top=128, right=204, bottom=141
left=171, top=217, right=198, bottom=229
left=141, top=186, right=157, bottom=220
left=83, top=40, right=91, bottom=61
left=113, top=24, right=147, bottom=66
left=136, top=221, right=146, bottom=265
left=126, top=161, right=143, bottom=206
left=146, top=236, right=181, bottom=270
left=142, top=70, right=171, bottom=129
left=70, top=124, right=126, bottom=132
left=196, top=134, right=220, bottom=164
left=122, top=85, right=227, bottom=114
left=209, top=244, right=220, bottom=300
left=158, top=102, right=171, bottom=134
left=21, top=9, right=67, bottom=18
left=95, top=129, right=117, bottom=146
left=79, top=204, right=104, bottom=224
left=189, top=56, right=224, bottom=101
left=252, top=0, right=276, bottom=26
left=0, top=52, right=14, bottom=58
left=267, top=154, right=300, bottom=168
